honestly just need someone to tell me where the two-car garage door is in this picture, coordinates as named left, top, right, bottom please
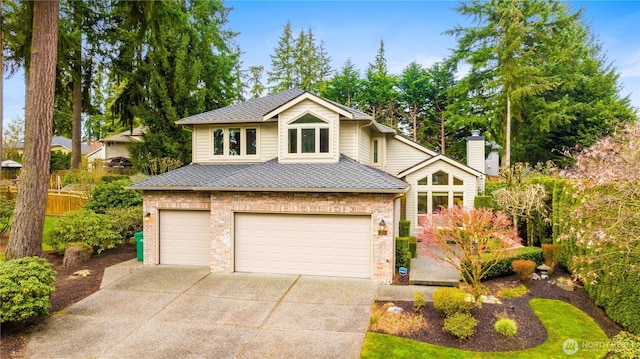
left=234, top=213, right=372, bottom=278
left=159, top=210, right=372, bottom=278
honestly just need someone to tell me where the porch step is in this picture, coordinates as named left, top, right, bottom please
left=408, top=256, right=461, bottom=287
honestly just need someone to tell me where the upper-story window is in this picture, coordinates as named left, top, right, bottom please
left=287, top=114, right=329, bottom=154
left=212, top=127, right=258, bottom=157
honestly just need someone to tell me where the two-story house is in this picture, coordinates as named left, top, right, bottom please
left=130, top=89, right=485, bottom=283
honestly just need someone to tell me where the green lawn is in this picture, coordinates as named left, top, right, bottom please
left=42, top=215, right=59, bottom=251
left=361, top=299, right=609, bottom=359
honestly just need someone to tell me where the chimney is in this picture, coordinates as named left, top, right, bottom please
left=485, top=143, right=501, bottom=177
left=467, top=130, right=486, bottom=193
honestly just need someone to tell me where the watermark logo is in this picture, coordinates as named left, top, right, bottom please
left=563, top=338, right=579, bottom=355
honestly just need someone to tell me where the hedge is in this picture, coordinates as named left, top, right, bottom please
left=395, top=237, right=410, bottom=268
left=473, top=195, right=494, bottom=209
left=480, top=246, right=543, bottom=279
left=399, top=220, right=411, bottom=237
left=409, top=237, right=417, bottom=258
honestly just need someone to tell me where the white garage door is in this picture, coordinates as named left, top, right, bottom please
left=159, top=210, right=211, bottom=266
left=234, top=213, right=371, bottom=278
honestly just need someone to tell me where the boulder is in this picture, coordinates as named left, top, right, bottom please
left=63, top=243, right=92, bottom=268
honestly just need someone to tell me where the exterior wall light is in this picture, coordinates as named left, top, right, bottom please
left=144, top=212, right=151, bottom=222
left=378, top=218, right=387, bottom=235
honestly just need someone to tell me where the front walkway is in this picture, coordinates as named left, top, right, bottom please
left=408, top=244, right=461, bottom=287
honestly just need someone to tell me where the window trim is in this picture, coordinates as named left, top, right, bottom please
left=285, top=113, right=331, bottom=156
left=416, top=170, right=466, bottom=215
left=210, top=126, right=259, bottom=158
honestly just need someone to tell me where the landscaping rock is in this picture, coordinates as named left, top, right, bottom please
left=479, top=295, right=502, bottom=304
left=532, top=273, right=541, bottom=280
left=71, top=269, right=92, bottom=278
left=63, top=244, right=92, bottom=268
left=387, top=306, right=404, bottom=313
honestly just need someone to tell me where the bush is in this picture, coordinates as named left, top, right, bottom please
left=50, top=150, right=70, bottom=171
left=48, top=210, right=121, bottom=253
left=413, top=291, right=426, bottom=311
left=609, top=331, right=640, bottom=358
left=541, top=243, right=560, bottom=275
left=395, top=237, right=410, bottom=268
left=474, top=195, right=494, bottom=209
left=481, top=246, right=543, bottom=279
left=106, top=206, right=143, bottom=240
left=432, top=287, right=473, bottom=316
left=84, top=179, right=142, bottom=214
left=399, top=220, right=411, bottom=237
left=0, top=196, right=15, bottom=238
left=512, top=259, right=536, bottom=284
left=409, top=237, right=417, bottom=258
left=494, top=318, right=518, bottom=337
left=443, top=313, right=477, bottom=340
left=0, top=257, right=56, bottom=323
left=101, top=174, right=130, bottom=183
left=63, top=169, right=101, bottom=186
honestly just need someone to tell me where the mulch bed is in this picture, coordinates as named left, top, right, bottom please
left=383, top=266, right=622, bottom=352
left=0, top=243, right=136, bottom=359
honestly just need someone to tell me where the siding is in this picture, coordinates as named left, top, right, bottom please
left=339, top=121, right=358, bottom=159
left=385, top=137, right=432, bottom=176
left=360, top=126, right=371, bottom=165
left=404, top=160, right=479, bottom=235
left=259, top=122, right=278, bottom=161
left=193, top=126, right=210, bottom=162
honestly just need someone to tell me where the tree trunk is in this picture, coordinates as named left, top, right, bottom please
left=6, top=0, right=59, bottom=259
left=412, top=103, right=417, bottom=142
left=504, top=95, right=511, bottom=168
left=440, top=112, right=446, bottom=155
left=70, top=78, right=82, bottom=169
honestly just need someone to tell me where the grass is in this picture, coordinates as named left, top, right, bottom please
left=42, top=216, right=59, bottom=251
left=369, top=302, right=428, bottom=336
left=497, top=284, right=528, bottom=298
left=361, top=298, right=609, bottom=359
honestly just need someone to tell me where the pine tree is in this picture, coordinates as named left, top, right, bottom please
left=359, top=40, right=398, bottom=126
left=268, top=21, right=296, bottom=93
left=320, top=59, right=362, bottom=108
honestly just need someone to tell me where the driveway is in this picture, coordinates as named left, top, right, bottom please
left=26, top=265, right=381, bottom=359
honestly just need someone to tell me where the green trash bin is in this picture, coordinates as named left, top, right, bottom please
left=134, top=231, right=144, bottom=262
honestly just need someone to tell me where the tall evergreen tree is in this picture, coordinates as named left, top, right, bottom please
left=268, top=21, right=296, bottom=93
left=359, top=40, right=398, bottom=126
left=447, top=0, right=582, bottom=167
left=397, top=62, right=430, bottom=142
left=7, top=0, right=59, bottom=259
left=247, top=66, right=265, bottom=99
left=426, top=61, right=457, bottom=155
left=320, top=59, right=362, bottom=108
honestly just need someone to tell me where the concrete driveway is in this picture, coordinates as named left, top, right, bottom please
left=25, top=264, right=382, bottom=359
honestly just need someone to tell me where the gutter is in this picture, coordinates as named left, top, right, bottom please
left=125, top=185, right=408, bottom=194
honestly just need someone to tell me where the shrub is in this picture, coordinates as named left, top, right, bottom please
left=101, top=174, right=130, bottom=183
left=63, top=169, right=101, bottom=186
left=395, top=237, right=410, bottom=268
left=0, top=196, right=15, bottom=238
left=541, top=243, right=560, bottom=275
left=84, top=179, right=142, bottom=214
left=106, top=206, right=143, bottom=240
left=512, top=259, right=536, bottom=284
left=481, top=246, right=543, bottom=279
left=432, top=287, right=472, bottom=316
left=399, top=220, right=411, bottom=237
left=413, top=291, right=426, bottom=311
left=50, top=150, right=71, bottom=171
left=409, top=237, right=417, bottom=258
left=494, top=318, right=518, bottom=337
left=474, top=195, right=494, bottom=209
left=497, top=284, right=528, bottom=298
left=609, top=331, right=640, bottom=358
left=0, top=257, right=56, bottom=323
left=443, top=313, right=477, bottom=340
left=48, top=210, right=121, bottom=253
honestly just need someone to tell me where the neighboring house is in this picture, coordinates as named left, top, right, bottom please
left=129, top=89, right=485, bottom=283
left=85, top=127, right=144, bottom=169
left=16, top=136, right=98, bottom=155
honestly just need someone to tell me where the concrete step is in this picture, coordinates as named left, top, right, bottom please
left=408, top=256, right=461, bottom=287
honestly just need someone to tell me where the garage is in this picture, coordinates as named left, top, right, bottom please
left=159, top=210, right=211, bottom=266
left=234, top=213, right=372, bottom=278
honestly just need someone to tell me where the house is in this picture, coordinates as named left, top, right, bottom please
left=129, top=89, right=485, bottom=283
left=15, top=136, right=98, bottom=156
left=85, top=127, right=144, bottom=169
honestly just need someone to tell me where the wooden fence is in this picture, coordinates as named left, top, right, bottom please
left=0, top=186, right=88, bottom=216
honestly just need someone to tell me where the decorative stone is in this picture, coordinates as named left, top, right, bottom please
left=479, top=295, right=502, bottom=304
left=71, top=269, right=92, bottom=278
left=540, top=273, right=548, bottom=280
left=532, top=273, right=541, bottom=280
left=557, top=282, right=574, bottom=291
left=387, top=306, right=404, bottom=313
left=63, top=244, right=92, bottom=268
left=537, top=264, right=551, bottom=271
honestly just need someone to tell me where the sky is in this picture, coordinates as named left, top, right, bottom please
left=2, top=0, right=640, bottom=126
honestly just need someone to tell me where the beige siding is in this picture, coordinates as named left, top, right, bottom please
left=193, top=126, right=210, bottom=162
left=104, top=143, right=131, bottom=159
left=339, top=121, right=358, bottom=159
left=385, top=137, right=431, bottom=176
left=360, top=125, right=371, bottom=165
left=404, top=161, right=479, bottom=235
left=259, top=122, right=278, bottom=161
left=278, top=99, right=340, bottom=163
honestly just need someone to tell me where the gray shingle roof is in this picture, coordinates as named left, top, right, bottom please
left=16, top=136, right=97, bottom=154
left=176, top=88, right=371, bottom=124
left=128, top=155, right=408, bottom=193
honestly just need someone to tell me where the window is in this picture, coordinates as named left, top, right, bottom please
left=418, top=177, right=428, bottom=185
left=453, top=176, right=463, bottom=185
left=432, top=192, right=448, bottom=212
left=432, top=171, right=448, bottom=185
left=287, top=114, right=330, bottom=155
left=373, top=140, right=379, bottom=163
left=212, top=127, right=257, bottom=157
left=418, top=193, right=428, bottom=214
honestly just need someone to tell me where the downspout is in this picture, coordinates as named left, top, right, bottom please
left=357, top=120, right=374, bottom=163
